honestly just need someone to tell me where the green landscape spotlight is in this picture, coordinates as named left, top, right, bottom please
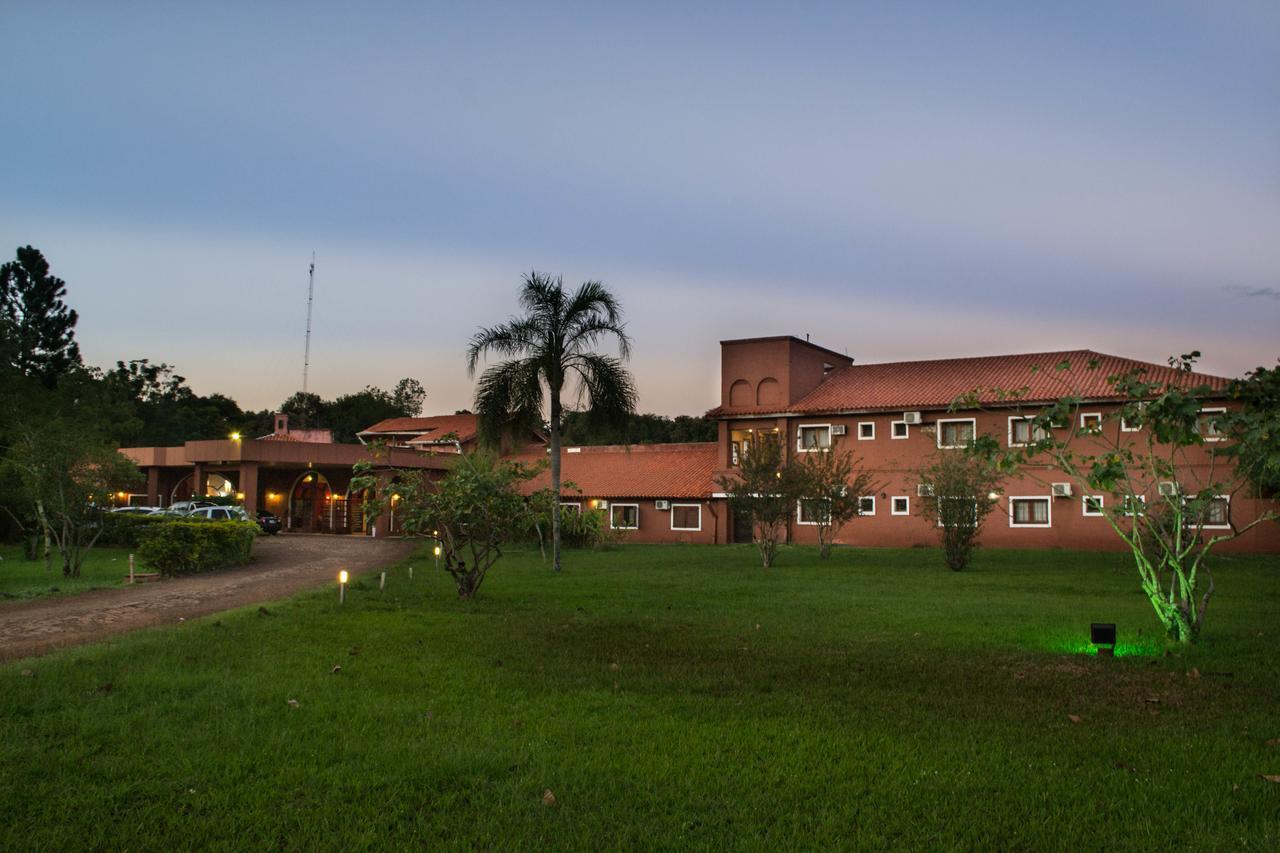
left=1090, top=622, right=1116, bottom=657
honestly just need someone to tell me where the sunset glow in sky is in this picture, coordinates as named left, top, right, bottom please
left=3, top=2, right=1277, bottom=415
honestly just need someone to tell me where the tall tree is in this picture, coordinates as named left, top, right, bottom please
left=0, top=245, right=82, bottom=386
left=392, top=377, right=427, bottom=417
left=1, top=371, right=141, bottom=576
left=467, top=272, right=636, bottom=572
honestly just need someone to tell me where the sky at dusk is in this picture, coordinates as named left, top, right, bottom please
left=3, top=1, right=1278, bottom=416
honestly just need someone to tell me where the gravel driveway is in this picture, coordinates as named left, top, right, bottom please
left=0, top=535, right=415, bottom=663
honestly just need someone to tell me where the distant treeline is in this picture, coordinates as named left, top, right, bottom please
left=559, top=410, right=717, bottom=446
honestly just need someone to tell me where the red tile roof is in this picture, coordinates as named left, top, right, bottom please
left=359, top=414, right=479, bottom=443
left=511, top=443, right=719, bottom=499
left=709, top=350, right=1230, bottom=417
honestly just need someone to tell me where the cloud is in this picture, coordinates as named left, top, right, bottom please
left=1226, top=285, right=1280, bottom=300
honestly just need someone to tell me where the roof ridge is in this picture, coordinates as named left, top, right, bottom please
left=549, top=441, right=718, bottom=454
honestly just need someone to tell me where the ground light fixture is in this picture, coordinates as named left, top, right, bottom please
left=338, top=570, right=349, bottom=604
left=434, top=544, right=442, bottom=570
left=1090, top=622, right=1117, bottom=656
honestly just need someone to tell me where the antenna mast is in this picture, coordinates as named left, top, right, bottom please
left=302, top=253, right=315, bottom=394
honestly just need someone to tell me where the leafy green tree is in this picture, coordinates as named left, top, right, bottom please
left=467, top=271, right=636, bottom=572
left=969, top=353, right=1278, bottom=643
left=281, top=391, right=326, bottom=429
left=915, top=450, right=1002, bottom=571
left=0, top=246, right=81, bottom=386
left=354, top=452, right=538, bottom=598
left=560, top=410, right=717, bottom=445
left=716, top=432, right=804, bottom=567
left=1225, top=361, right=1280, bottom=497
left=278, top=379, right=427, bottom=442
left=1, top=373, right=141, bottom=576
left=793, top=440, right=879, bottom=558
left=392, top=378, right=427, bottom=417
left=103, top=359, right=249, bottom=445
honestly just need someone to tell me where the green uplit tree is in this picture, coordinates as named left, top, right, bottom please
left=967, top=353, right=1278, bottom=644
left=467, top=272, right=637, bottom=572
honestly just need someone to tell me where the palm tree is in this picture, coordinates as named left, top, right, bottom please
left=466, top=272, right=636, bottom=571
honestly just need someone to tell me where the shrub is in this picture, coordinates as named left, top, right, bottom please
left=561, top=507, right=607, bottom=549
left=136, top=520, right=258, bottom=577
left=915, top=451, right=1002, bottom=572
left=95, top=512, right=170, bottom=548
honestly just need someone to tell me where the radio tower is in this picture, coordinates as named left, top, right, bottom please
left=302, top=253, right=315, bottom=394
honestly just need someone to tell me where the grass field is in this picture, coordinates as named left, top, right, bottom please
left=0, top=544, right=133, bottom=601
left=2, top=544, right=1278, bottom=849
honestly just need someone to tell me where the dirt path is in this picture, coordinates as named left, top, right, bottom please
left=0, top=536, right=415, bottom=663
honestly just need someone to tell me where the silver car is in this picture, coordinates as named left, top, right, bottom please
left=185, top=506, right=249, bottom=522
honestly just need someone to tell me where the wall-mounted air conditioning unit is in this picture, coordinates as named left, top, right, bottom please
left=1051, top=482, right=1073, bottom=498
left=903, top=411, right=923, bottom=425
left=830, top=424, right=847, bottom=436
left=917, top=483, right=934, bottom=497
left=1157, top=481, right=1180, bottom=497
left=654, top=500, right=671, bottom=510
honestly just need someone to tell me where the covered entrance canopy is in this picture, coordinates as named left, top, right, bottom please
left=121, top=438, right=454, bottom=536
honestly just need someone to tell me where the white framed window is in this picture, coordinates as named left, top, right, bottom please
left=1079, top=412, right=1103, bottom=434
left=857, top=422, right=875, bottom=440
left=857, top=496, right=875, bottom=516
left=670, top=503, right=702, bottom=531
left=1082, top=495, right=1104, bottom=517
left=937, top=418, right=976, bottom=449
left=1203, top=495, right=1230, bottom=529
left=1121, top=405, right=1144, bottom=432
left=1008, top=416, right=1048, bottom=447
left=936, top=497, right=978, bottom=527
left=1195, top=408, right=1226, bottom=442
left=609, top=503, right=639, bottom=530
left=796, top=424, right=832, bottom=452
left=1121, top=494, right=1146, bottom=516
left=561, top=502, right=582, bottom=514
left=891, top=496, right=910, bottom=515
left=1009, top=497, right=1051, bottom=528
left=796, top=498, right=829, bottom=525
left=891, top=421, right=909, bottom=439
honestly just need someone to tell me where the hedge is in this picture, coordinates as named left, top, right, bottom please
left=136, top=520, right=259, bottom=577
left=95, top=512, right=172, bottom=548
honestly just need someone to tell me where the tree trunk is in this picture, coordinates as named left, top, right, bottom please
left=549, top=390, right=563, bottom=572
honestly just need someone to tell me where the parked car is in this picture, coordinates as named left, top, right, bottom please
left=162, top=500, right=217, bottom=515
left=110, top=505, right=159, bottom=514
left=256, top=510, right=282, bottom=535
left=186, top=506, right=249, bottom=522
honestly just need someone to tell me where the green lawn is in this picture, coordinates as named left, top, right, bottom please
left=0, top=544, right=133, bottom=601
left=2, top=544, right=1278, bottom=849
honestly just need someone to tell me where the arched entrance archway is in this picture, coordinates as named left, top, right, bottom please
left=287, top=471, right=332, bottom=533
left=170, top=473, right=234, bottom=504
left=341, top=484, right=369, bottom=535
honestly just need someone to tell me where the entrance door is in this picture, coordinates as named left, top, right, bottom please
left=732, top=510, right=753, bottom=544
left=290, top=476, right=330, bottom=532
